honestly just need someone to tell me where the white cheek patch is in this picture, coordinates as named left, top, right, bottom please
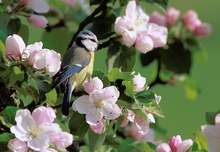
left=82, top=40, right=98, bottom=52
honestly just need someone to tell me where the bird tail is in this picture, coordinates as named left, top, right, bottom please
left=62, top=80, right=72, bottom=116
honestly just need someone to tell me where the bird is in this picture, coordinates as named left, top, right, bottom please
left=52, top=30, right=99, bottom=116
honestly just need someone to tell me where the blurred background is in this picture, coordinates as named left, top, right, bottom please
left=25, top=0, right=220, bottom=140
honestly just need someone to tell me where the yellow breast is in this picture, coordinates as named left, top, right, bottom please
left=70, top=52, right=94, bottom=91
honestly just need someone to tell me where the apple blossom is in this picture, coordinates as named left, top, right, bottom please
left=28, top=14, right=48, bottom=28
left=72, top=86, right=121, bottom=127
left=8, top=138, right=28, bottom=152
left=165, top=7, right=180, bottom=25
left=84, top=77, right=104, bottom=94
left=147, top=23, right=168, bottom=48
left=135, top=35, right=154, bottom=54
left=156, top=135, right=193, bottom=152
left=201, top=113, right=220, bottom=152
left=194, top=23, right=212, bottom=37
left=22, top=42, right=43, bottom=59
left=182, top=10, right=201, bottom=32
left=21, top=0, right=49, bottom=13
left=50, top=132, right=73, bottom=149
left=149, top=11, right=166, bottom=27
left=6, top=34, right=26, bottom=60
left=10, top=106, right=73, bottom=151
left=133, top=73, right=146, bottom=92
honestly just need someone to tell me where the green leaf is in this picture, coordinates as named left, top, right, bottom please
left=108, top=68, right=133, bottom=82
left=0, top=13, right=10, bottom=41
left=132, top=141, right=155, bottom=152
left=0, top=133, right=14, bottom=152
left=183, top=76, right=199, bottom=100
left=160, top=40, right=192, bottom=74
left=45, top=89, right=57, bottom=104
left=88, top=129, right=107, bottom=152
left=25, top=85, right=39, bottom=103
left=140, top=48, right=159, bottom=67
left=146, top=101, right=164, bottom=118
left=107, top=41, right=136, bottom=72
left=134, top=90, right=155, bottom=105
left=17, top=23, right=29, bottom=44
left=35, top=76, right=52, bottom=98
left=205, top=112, right=216, bottom=125
left=90, top=7, right=116, bottom=40
left=122, top=81, right=134, bottom=98
left=9, top=66, right=24, bottom=87
left=117, top=138, right=135, bottom=152
left=69, top=112, right=89, bottom=139
left=191, top=46, right=208, bottom=64
left=7, top=18, right=21, bottom=35
left=0, top=106, right=19, bottom=125
left=96, top=145, right=117, bottom=152
left=193, top=130, right=209, bottom=152
left=140, top=0, right=169, bottom=9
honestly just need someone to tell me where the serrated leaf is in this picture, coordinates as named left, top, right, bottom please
left=194, top=130, right=209, bottom=151
left=108, top=68, right=133, bottom=82
left=107, top=41, right=136, bottom=72
left=0, top=106, right=19, bottom=125
left=141, top=0, right=168, bottom=9
left=88, top=129, right=107, bottom=152
left=69, top=112, right=89, bottom=139
left=160, top=40, right=192, bottom=74
left=132, top=141, right=155, bottom=152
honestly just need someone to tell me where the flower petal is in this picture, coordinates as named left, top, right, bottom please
left=86, top=110, right=102, bottom=125
left=72, top=95, right=93, bottom=114
left=102, top=103, right=121, bottom=120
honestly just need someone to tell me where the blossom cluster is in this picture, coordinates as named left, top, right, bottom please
left=122, top=72, right=161, bottom=140
left=114, top=1, right=168, bottom=54
left=149, top=8, right=211, bottom=37
left=5, top=34, right=61, bottom=76
left=72, top=77, right=122, bottom=134
left=8, top=106, right=73, bottom=152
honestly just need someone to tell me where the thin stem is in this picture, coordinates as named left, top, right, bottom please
left=67, top=0, right=110, bottom=49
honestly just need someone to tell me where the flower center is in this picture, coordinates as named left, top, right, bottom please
left=28, top=125, right=42, bottom=138
left=94, top=100, right=103, bottom=109
left=135, top=18, right=143, bottom=26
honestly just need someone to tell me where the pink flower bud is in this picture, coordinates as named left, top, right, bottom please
left=149, top=11, right=166, bottom=27
left=8, top=138, right=28, bottom=152
left=182, top=10, right=201, bottom=32
left=133, top=73, right=146, bottom=92
left=84, top=77, right=103, bottom=94
left=28, top=14, right=48, bottom=28
left=168, top=135, right=182, bottom=151
left=90, top=119, right=104, bottom=134
left=156, top=143, right=171, bottom=152
left=22, top=0, right=49, bottom=13
left=165, top=7, right=180, bottom=25
left=194, top=23, right=212, bottom=37
left=6, top=34, right=26, bottom=60
left=135, top=35, right=154, bottom=53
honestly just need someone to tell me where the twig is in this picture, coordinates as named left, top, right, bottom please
left=46, top=19, right=66, bottom=32
left=67, top=0, right=110, bottom=49
left=97, top=36, right=118, bottom=50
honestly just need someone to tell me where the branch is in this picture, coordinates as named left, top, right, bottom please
left=67, top=0, right=110, bottom=49
left=46, top=19, right=66, bottom=32
left=97, top=36, right=119, bottom=50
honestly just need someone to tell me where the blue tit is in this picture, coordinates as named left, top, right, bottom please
left=52, top=30, right=99, bottom=115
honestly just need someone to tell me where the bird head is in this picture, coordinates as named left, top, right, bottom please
left=75, top=30, right=99, bottom=52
